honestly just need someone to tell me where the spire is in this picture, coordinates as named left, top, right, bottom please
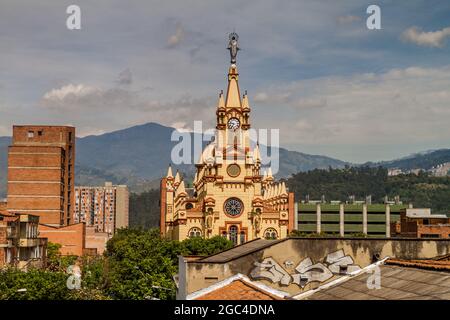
left=176, top=180, right=186, bottom=196
left=174, top=170, right=181, bottom=185
left=280, top=182, right=287, bottom=196
left=242, top=91, right=250, bottom=110
left=217, top=90, right=225, bottom=110
left=166, top=165, right=173, bottom=179
left=267, top=167, right=273, bottom=180
left=225, top=65, right=241, bottom=108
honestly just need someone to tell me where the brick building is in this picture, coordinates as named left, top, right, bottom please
left=391, top=208, right=450, bottom=238
left=6, top=126, right=75, bottom=226
left=74, top=182, right=129, bottom=235
left=38, top=222, right=86, bottom=256
left=0, top=212, right=47, bottom=269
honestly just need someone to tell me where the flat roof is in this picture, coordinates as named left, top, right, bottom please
left=302, top=264, right=450, bottom=300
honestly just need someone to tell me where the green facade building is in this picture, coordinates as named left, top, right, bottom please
left=297, top=202, right=410, bottom=237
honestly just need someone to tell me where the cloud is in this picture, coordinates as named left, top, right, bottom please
left=254, top=92, right=269, bottom=102
left=254, top=65, right=450, bottom=149
left=39, top=83, right=216, bottom=136
left=294, top=97, right=327, bottom=109
left=117, top=68, right=133, bottom=85
left=337, top=15, right=361, bottom=24
left=401, top=26, right=450, bottom=48
left=43, top=84, right=100, bottom=101
left=167, top=23, right=185, bottom=48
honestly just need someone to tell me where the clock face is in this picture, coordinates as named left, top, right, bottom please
left=227, top=164, right=241, bottom=177
left=224, top=198, right=243, bottom=217
left=227, top=118, right=240, bottom=130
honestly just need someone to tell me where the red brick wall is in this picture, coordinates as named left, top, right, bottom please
left=418, top=225, right=450, bottom=238
left=288, top=192, right=295, bottom=233
left=7, top=126, right=75, bottom=226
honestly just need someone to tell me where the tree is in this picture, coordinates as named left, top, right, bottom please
left=104, top=228, right=233, bottom=300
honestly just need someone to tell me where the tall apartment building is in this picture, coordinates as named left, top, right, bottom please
left=7, top=126, right=75, bottom=226
left=74, top=182, right=129, bottom=235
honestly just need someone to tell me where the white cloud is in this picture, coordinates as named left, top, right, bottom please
left=43, top=84, right=100, bottom=101
left=254, top=92, right=269, bottom=102
left=401, top=26, right=450, bottom=48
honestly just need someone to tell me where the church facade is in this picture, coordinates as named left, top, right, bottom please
left=160, top=33, right=295, bottom=244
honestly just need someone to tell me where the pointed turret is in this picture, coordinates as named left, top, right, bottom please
left=166, top=165, right=173, bottom=179
left=266, top=167, right=274, bottom=182
left=176, top=180, right=186, bottom=196
left=194, top=171, right=198, bottom=184
left=217, top=90, right=225, bottom=110
left=280, top=182, right=287, bottom=196
left=174, top=170, right=181, bottom=186
left=242, top=91, right=250, bottom=110
left=225, top=65, right=242, bottom=108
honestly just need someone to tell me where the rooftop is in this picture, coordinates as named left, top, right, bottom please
left=298, top=260, right=450, bottom=300
left=197, top=238, right=282, bottom=263
left=187, top=274, right=288, bottom=300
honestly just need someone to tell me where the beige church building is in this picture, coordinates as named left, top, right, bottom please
left=160, top=33, right=295, bottom=244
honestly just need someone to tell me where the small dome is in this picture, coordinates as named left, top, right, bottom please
left=197, top=142, right=216, bottom=165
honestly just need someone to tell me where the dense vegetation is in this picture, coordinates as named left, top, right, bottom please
left=129, top=190, right=161, bottom=229
left=286, top=166, right=450, bottom=215
left=0, top=230, right=233, bottom=300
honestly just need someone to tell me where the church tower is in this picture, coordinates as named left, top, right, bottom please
left=160, top=33, right=295, bottom=244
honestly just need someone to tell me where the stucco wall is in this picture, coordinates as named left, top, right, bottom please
left=183, top=238, right=450, bottom=296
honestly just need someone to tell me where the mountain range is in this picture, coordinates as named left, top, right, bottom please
left=1, top=122, right=449, bottom=197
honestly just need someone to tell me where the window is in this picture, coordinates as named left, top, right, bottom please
left=264, top=228, right=278, bottom=240
left=421, top=234, right=440, bottom=238
left=224, top=198, right=243, bottom=217
left=239, top=231, right=246, bottom=245
left=229, top=225, right=238, bottom=245
left=186, top=203, right=194, bottom=210
left=38, top=130, right=43, bottom=136
left=27, top=131, right=34, bottom=138
left=188, top=227, right=202, bottom=238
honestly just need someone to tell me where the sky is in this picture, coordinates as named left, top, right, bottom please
left=0, top=0, right=450, bottom=163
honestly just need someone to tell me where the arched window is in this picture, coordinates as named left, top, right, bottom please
left=239, top=231, right=246, bottom=245
left=264, top=228, right=278, bottom=240
left=188, top=227, right=202, bottom=238
left=185, top=203, right=193, bottom=210
left=229, top=225, right=238, bottom=245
